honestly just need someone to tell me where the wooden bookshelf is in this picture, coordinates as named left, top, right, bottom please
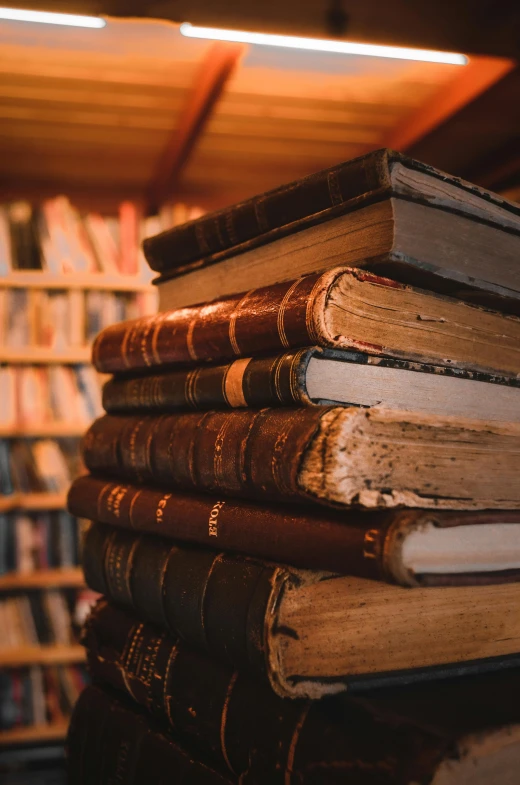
left=0, top=492, right=68, bottom=513
left=0, top=645, right=86, bottom=668
left=0, top=567, right=84, bottom=591
left=2, top=271, right=154, bottom=292
left=0, top=347, right=92, bottom=364
left=0, top=422, right=87, bottom=438
left=0, top=720, right=70, bottom=746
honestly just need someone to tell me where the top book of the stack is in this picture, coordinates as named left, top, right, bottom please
left=144, top=149, right=520, bottom=313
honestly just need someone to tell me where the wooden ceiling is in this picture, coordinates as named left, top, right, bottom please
left=0, top=15, right=516, bottom=211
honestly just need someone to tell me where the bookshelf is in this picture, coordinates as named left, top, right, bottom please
left=0, top=198, right=159, bottom=748
left=0, top=567, right=84, bottom=590
left=0, top=720, right=70, bottom=747
left=0, top=645, right=86, bottom=668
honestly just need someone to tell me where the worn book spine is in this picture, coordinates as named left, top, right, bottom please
left=84, top=600, right=457, bottom=784
left=91, top=266, right=396, bottom=374
left=81, top=407, right=332, bottom=504
left=143, top=149, right=391, bottom=274
left=82, top=523, right=288, bottom=676
left=102, top=348, right=318, bottom=412
left=83, top=600, right=310, bottom=781
left=67, top=686, right=232, bottom=785
left=67, top=474, right=403, bottom=581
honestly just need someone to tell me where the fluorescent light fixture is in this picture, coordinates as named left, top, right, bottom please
left=0, top=7, right=106, bottom=27
left=180, top=23, right=468, bottom=65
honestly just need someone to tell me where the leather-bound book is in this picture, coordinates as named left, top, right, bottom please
left=68, top=475, right=520, bottom=585
left=92, top=267, right=520, bottom=378
left=80, top=408, right=520, bottom=510
left=67, top=685, right=232, bottom=785
left=81, top=523, right=520, bottom=699
left=82, top=600, right=520, bottom=785
left=101, top=346, right=520, bottom=422
left=141, top=149, right=520, bottom=313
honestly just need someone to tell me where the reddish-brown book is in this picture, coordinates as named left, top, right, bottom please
left=68, top=475, right=520, bottom=586
left=81, top=408, right=520, bottom=511
left=101, top=346, right=520, bottom=422
left=68, top=686, right=232, bottom=785
left=82, top=523, right=520, bottom=699
left=143, top=149, right=520, bottom=319
left=83, top=600, right=520, bottom=785
left=92, top=268, right=520, bottom=379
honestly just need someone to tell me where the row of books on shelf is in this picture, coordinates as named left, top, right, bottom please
left=0, top=288, right=156, bottom=351
left=0, top=439, right=81, bottom=495
left=0, top=664, right=89, bottom=731
left=0, top=366, right=102, bottom=430
left=0, top=512, right=82, bottom=575
left=0, top=588, right=94, bottom=650
left=0, top=196, right=203, bottom=277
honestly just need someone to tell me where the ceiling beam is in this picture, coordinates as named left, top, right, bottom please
left=385, top=56, right=515, bottom=153
left=147, top=41, right=244, bottom=211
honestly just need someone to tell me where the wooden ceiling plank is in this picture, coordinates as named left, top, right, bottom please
left=147, top=41, right=245, bottom=211
left=385, top=56, right=515, bottom=152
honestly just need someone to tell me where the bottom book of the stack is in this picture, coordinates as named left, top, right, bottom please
left=70, top=600, right=520, bottom=784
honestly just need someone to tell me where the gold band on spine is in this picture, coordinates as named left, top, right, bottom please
left=220, top=672, right=239, bottom=773
left=97, top=482, right=114, bottom=523
left=121, top=324, right=133, bottom=369
left=277, top=278, right=305, bottom=348
left=149, top=312, right=169, bottom=366
left=223, top=358, right=251, bottom=407
left=228, top=289, right=255, bottom=356
left=285, top=704, right=311, bottom=785
left=305, top=274, right=326, bottom=343
left=186, top=317, right=199, bottom=362
left=185, top=367, right=201, bottom=408
left=163, top=643, right=180, bottom=727
left=128, top=488, right=143, bottom=530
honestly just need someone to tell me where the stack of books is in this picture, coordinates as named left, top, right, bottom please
left=67, top=149, right=520, bottom=783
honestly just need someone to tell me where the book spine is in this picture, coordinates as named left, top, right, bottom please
left=102, top=348, right=314, bottom=412
left=91, top=268, right=341, bottom=374
left=84, top=600, right=310, bottom=781
left=81, top=407, right=332, bottom=503
left=68, top=475, right=391, bottom=581
left=143, top=149, right=388, bottom=273
left=68, top=686, right=232, bottom=785
left=82, top=523, right=287, bottom=675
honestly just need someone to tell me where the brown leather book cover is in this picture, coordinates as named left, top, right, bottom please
left=82, top=523, right=520, bottom=700
left=83, top=601, right=520, bottom=785
left=143, top=148, right=520, bottom=277
left=67, top=685, right=232, bottom=784
left=92, top=266, right=520, bottom=377
left=101, top=346, right=520, bottom=416
left=68, top=475, right=520, bottom=586
left=80, top=408, right=520, bottom=511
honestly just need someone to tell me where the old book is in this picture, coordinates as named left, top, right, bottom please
left=68, top=686, right=232, bottom=785
left=93, top=268, right=520, bottom=379
left=84, top=600, right=520, bottom=785
left=81, top=408, right=520, bottom=510
left=101, top=346, right=520, bottom=422
left=68, top=476, right=520, bottom=585
left=143, top=149, right=520, bottom=313
left=82, top=523, right=520, bottom=699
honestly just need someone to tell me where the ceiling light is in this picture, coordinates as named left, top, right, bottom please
left=180, top=23, right=467, bottom=65
left=0, top=7, right=106, bottom=27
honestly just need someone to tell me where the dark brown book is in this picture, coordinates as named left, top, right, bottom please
left=82, top=523, right=520, bottom=699
left=68, top=475, right=520, bottom=586
left=143, top=149, right=520, bottom=313
left=92, top=267, right=520, bottom=378
left=67, top=685, right=232, bottom=785
left=81, top=408, right=520, bottom=511
left=101, top=346, right=520, bottom=422
left=83, top=600, right=520, bottom=785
